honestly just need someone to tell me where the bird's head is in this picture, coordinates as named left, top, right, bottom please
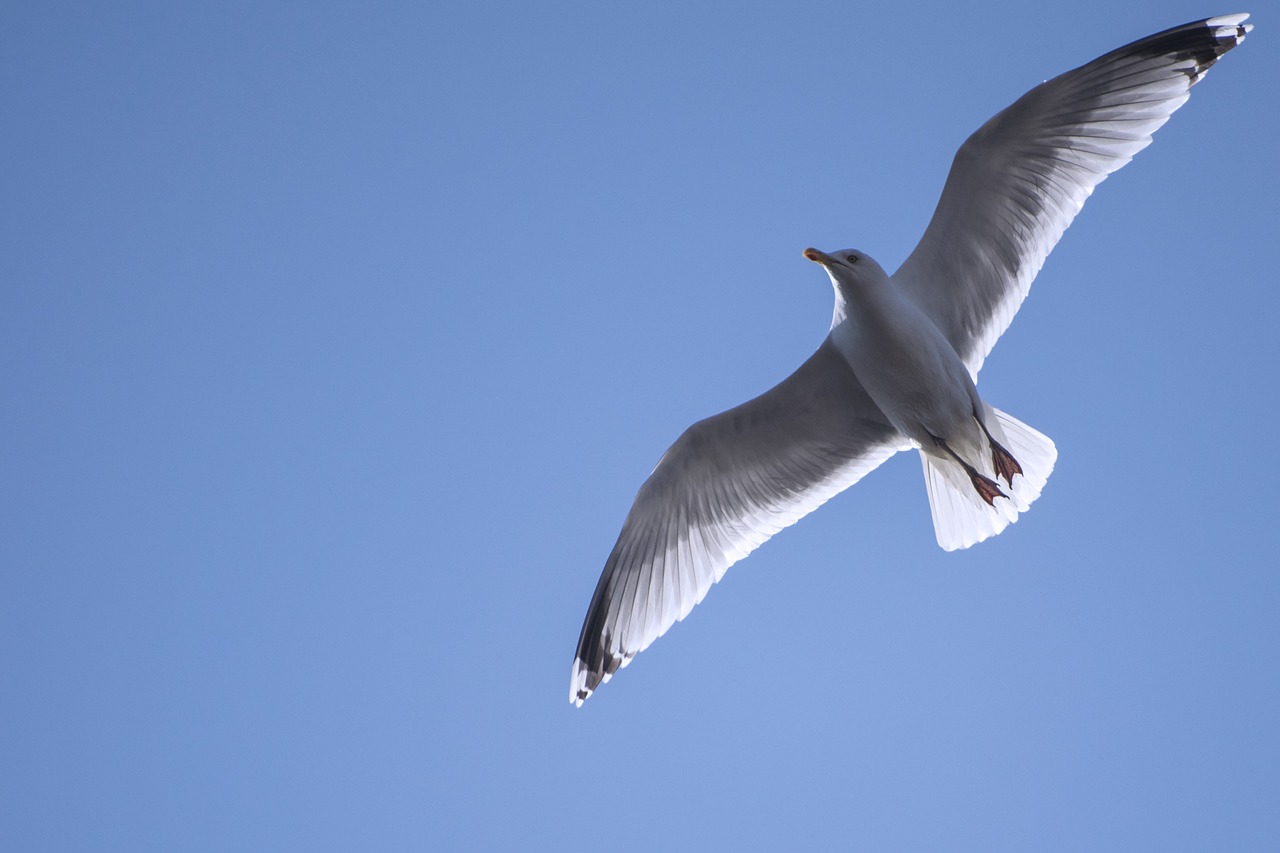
left=803, top=247, right=887, bottom=290
left=804, top=247, right=889, bottom=327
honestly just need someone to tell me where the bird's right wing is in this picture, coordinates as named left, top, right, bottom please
left=571, top=339, right=907, bottom=705
left=892, top=14, right=1250, bottom=378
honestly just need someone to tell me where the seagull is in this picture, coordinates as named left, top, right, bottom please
left=571, top=14, right=1251, bottom=706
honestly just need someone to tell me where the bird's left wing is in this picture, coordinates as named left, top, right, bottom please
left=892, top=14, right=1250, bottom=378
left=572, top=339, right=906, bottom=705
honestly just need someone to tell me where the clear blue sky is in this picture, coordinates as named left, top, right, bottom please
left=3, top=2, right=1276, bottom=850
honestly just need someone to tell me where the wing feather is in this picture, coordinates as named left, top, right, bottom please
left=570, top=339, right=906, bottom=705
left=892, top=15, right=1250, bottom=377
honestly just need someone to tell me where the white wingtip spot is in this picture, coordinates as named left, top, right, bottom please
left=1207, top=14, right=1252, bottom=46
left=570, top=660, right=589, bottom=707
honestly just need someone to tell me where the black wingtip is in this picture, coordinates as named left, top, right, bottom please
left=1127, top=14, right=1251, bottom=84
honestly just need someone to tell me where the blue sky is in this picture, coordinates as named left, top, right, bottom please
left=3, top=2, right=1277, bottom=850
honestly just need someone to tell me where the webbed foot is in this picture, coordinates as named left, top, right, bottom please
left=933, top=434, right=1009, bottom=505
left=975, top=416, right=1023, bottom=486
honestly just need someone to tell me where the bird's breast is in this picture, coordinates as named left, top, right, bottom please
left=831, top=299, right=977, bottom=444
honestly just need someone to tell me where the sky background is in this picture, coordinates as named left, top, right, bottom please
left=3, top=2, right=1277, bottom=850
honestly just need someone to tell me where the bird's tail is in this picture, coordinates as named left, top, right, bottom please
left=920, top=405, right=1056, bottom=551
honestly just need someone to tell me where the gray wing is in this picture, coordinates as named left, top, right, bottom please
left=571, top=339, right=906, bottom=705
left=892, top=14, right=1250, bottom=377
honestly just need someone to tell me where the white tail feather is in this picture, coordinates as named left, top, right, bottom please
left=921, top=406, right=1057, bottom=551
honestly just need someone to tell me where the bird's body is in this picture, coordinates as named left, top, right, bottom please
left=570, top=14, right=1252, bottom=706
left=818, top=247, right=1050, bottom=526
left=826, top=251, right=983, bottom=455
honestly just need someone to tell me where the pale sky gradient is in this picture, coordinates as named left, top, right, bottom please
left=3, top=3, right=1277, bottom=850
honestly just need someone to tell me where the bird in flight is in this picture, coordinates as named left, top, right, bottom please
left=571, top=15, right=1251, bottom=706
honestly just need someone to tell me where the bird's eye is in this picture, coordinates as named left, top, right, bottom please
left=846, top=254, right=859, bottom=264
